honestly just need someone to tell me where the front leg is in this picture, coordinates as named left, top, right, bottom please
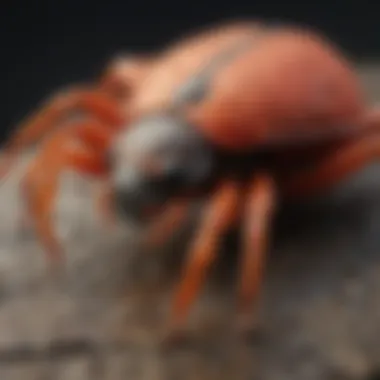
left=0, top=88, right=122, bottom=180
left=23, top=120, right=114, bottom=264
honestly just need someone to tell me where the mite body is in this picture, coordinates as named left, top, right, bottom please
left=2, top=20, right=380, bottom=340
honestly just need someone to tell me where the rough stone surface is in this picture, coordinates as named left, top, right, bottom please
left=1, top=64, right=380, bottom=379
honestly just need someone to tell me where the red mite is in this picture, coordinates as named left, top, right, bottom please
left=2, top=20, right=380, bottom=340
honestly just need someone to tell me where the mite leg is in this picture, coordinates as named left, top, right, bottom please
left=144, top=199, right=191, bottom=249
left=96, top=182, right=115, bottom=228
left=97, top=188, right=191, bottom=235
left=282, top=131, right=380, bottom=198
left=67, top=119, right=120, bottom=225
left=18, top=171, right=36, bottom=236
left=25, top=145, right=107, bottom=263
left=23, top=121, right=112, bottom=262
left=67, top=144, right=116, bottom=227
left=22, top=157, right=63, bottom=263
left=237, top=173, right=277, bottom=335
left=164, top=180, right=241, bottom=341
left=0, top=88, right=122, bottom=179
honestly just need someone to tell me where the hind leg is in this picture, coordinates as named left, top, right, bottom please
left=282, top=131, right=380, bottom=197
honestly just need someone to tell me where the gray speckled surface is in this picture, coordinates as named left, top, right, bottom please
left=1, top=64, right=380, bottom=379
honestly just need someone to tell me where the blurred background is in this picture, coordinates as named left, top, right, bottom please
left=2, top=2, right=380, bottom=380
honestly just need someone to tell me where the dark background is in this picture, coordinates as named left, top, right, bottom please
left=1, top=1, right=379, bottom=143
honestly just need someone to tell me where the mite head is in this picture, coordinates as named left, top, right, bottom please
left=109, top=113, right=215, bottom=223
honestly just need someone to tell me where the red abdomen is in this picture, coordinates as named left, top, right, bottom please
left=187, top=28, right=365, bottom=151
